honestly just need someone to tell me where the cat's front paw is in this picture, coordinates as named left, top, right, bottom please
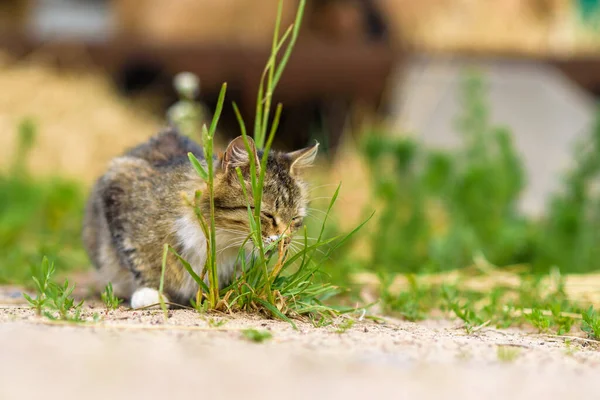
left=130, top=288, right=169, bottom=309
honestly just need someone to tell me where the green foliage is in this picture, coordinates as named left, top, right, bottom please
left=101, top=283, right=123, bottom=310
left=497, top=346, right=520, bottom=363
left=23, top=257, right=84, bottom=322
left=581, top=306, right=600, bottom=340
left=534, top=112, right=600, bottom=273
left=22, top=256, right=54, bottom=315
left=0, top=119, right=87, bottom=285
left=375, top=267, right=584, bottom=335
left=448, top=300, right=487, bottom=334
left=334, top=318, right=355, bottom=334
left=241, top=328, right=273, bottom=343
left=379, top=273, right=433, bottom=321
left=172, top=0, right=364, bottom=323
left=525, top=309, right=551, bottom=333
left=362, top=72, right=531, bottom=274
left=206, top=317, right=227, bottom=328
left=359, top=70, right=600, bottom=276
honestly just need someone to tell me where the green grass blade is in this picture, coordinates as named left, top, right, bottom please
left=273, top=0, right=306, bottom=87
left=232, top=102, right=248, bottom=139
left=254, top=297, right=296, bottom=329
left=159, top=244, right=168, bottom=318
left=209, top=83, right=227, bottom=136
left=188, top=152, right=208, bottom=181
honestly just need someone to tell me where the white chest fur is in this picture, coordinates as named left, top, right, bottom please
left=173, top=214, right=246, bottom=299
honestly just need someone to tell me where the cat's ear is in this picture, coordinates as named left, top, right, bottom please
left=287, top=141, right=319, bottom=175
left=221, top=135, right=259, bottom=174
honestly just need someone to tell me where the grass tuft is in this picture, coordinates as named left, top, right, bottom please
left=581, top=306, right=600, bottom=340
left=241, top=328, right=273, bottom=343
left=101, top=282, right=122, bottom=310
left=497, top=346, right=520, bottom=363
left=167, top=0, right=366, bottom=324
left=23, top=256, right=84, bottom=322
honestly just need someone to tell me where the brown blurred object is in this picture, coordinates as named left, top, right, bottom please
left=0, top=0, right=32, bottom=37
left=308, top=0, right=367, bottom=43
left=106, top=0, right=396, bottom=155
left=111, top=0, right=296, bottom=46
left=381, top=0, right=599, bottom=56
left=0, top=52, right=161, bottom=183
left=0, top=0, right=396, bottom=172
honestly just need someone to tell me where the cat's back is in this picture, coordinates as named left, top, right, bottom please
left=125, top=127, right=204, bottom=166
left=83, top=127, right=202, bottom=270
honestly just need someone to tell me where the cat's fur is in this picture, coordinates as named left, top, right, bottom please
left=82, top=127, right=318, bottom=308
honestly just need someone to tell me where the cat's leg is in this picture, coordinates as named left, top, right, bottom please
left=130, top=287, right=169, bottom=309
left=100, top=172, right=169, bottom=310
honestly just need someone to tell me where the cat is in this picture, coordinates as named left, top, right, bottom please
left=82, top=127, right=318, bottom=309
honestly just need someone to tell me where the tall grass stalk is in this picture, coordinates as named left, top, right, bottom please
left=181, top=0, right=367, bottom=321
left=187, top=84, right=227, bottom=308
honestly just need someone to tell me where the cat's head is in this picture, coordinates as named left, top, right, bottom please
left=210, top=136, right=318, bottom=251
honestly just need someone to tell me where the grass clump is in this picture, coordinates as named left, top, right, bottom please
left=334, top=318, right=355, bottom=334
left=344, top=68, right=600, bottom=333
left=581, top=306, right=600, bottom=340
left=372, top=264, right=587, bottom=335
left=167, top=0, right=365, bottom=324
left=23, top=257, right=84, bottom=322
left=241, top=328, right=273, bottom=343
left=101, top=283, right=122, bottom=311
left=356, top=70, right=600, bottom=278
left=497, top=346, right=520, bottom=363
left=359, top=72, right=529, bottom=275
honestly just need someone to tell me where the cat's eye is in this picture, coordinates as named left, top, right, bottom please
left=261, top=212, right=277, bottom=225
left=292, top=216, right=303, bottom=228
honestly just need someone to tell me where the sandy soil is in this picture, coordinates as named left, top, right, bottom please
left=1, top=285, right=599, bottom=400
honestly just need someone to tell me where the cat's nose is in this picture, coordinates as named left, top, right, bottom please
left=265, top=235, right=279, bottom=244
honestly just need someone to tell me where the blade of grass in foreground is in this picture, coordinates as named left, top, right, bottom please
left=159, top=244, right=168, bottom=319
left=202, top=83, right=227, bottom=307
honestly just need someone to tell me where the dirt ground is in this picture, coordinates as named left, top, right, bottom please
left=1, top=285, right=599, bottom=400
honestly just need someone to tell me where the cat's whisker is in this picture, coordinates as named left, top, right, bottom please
left=307, top=207, right=328, bottom=216
left=309, top=196, right=335, bottom=202
left=216, top=227, right=250, bottom=235
left=292, top=235, right=320, bottom=241
left=307, top=183, right=339, bottom=193
left=290, top=241, right=327, bottom=255
left=217, top=242, right=248, bottom=256
left=304, top=214, right=325, bottom=223
left=216, top=236, right=248, bottom=248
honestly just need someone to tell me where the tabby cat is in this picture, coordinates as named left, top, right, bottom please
left=83, top=128, right=318, bottom=308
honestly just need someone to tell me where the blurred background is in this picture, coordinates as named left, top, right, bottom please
left=2, top=0, right=600, bottom=306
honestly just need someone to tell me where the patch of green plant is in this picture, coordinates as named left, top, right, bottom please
left=581, top=306, right=600, bottom=340
left=167, top=0, right=367, bottom=325
left=23, top=257, right=84, bottom=322
left=334, top=318, right=355, bottom=334
left=448, top=300, right=488, bottom=334
left=533, top=112, right=600, bottom=273
left=207, top=317, right=227, bottom=328
left=357, top=71, right=531, bottom=275
left=497, top=346, right=520, bottom=363
left=0, top=118, right=87, bottom=285
left=241, top=328, right=273, bottom=343
left=374, top=265, right=587, bottom=336
left=351, top=68, right=600, bottom=279
left=524, top=309, right=551, bottom=333
left=22, top=256, right=54, bottom=315
left=378, top=273, right=436, bottom=321
left=101, top=282, right=122, bottom=310
left=564, top=339, right=579, bottom=356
